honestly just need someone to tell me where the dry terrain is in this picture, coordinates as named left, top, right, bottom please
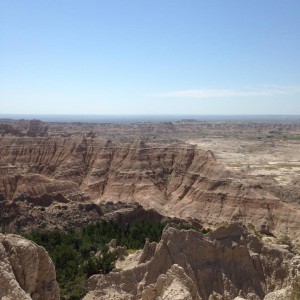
left=1, top=118, right=300, bottom=242
left=187, top=138, right=300, bottom=186
left=0, top=117, right=300, bottom=300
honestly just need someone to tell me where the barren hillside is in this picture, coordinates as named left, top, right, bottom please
left=0, top=136, right=299, bottom=245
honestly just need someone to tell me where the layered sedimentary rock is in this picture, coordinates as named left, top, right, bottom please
left=84, top=224, right=300, bottom=300
left=0, top=137, right=299, bottom=242
left=0, top=233, right=59, bottom=300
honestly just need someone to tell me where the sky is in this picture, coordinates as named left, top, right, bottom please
left=0, top=0, right=300, bottom=115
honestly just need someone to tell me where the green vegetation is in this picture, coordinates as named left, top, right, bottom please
left=217, top=221, right=229, bottom=228
left=278, top=234, right=293, bottom=247
left=247, top=223, right=262, bottom=239
left=24, top=220, right=165, bottom=300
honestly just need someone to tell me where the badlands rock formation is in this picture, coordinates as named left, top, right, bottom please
left=0, top=197, right=199, bottom=233
left=0, top=136, right=299, bottom=242
left=0, top=233, right=59, bottom=300
left=84, top=224, right=300, bottom=300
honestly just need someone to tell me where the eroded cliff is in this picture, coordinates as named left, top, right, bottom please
left=0, top=137, right=299, bottom=243
left=0, top=233, right=59, bottom=300
left=84, top=224, right=300, bottom=300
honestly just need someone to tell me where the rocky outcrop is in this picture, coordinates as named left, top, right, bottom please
left=0, top=233, right=59, bottom=300
left=84, top=224, right=299, bottom=300
left=141, top=264, right=201, bottom=300
left=0, top=198, right=197, bottom=233
left=0, top=196, right=103, bottom=233
left=107, top=239, right=128, bottom=258
left=0, top=137, right=299, bottom=242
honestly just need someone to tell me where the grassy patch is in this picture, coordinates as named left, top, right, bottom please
left=247, top=223, right=262, bottom=239
left=127, top=249, right=138, bottom=254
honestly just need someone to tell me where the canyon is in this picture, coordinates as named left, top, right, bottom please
left=0, top=135, right=299, bottom=244
left=0, top=118, right=300, bottom=299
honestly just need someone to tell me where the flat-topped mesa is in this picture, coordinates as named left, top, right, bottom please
left=0, top=233, right=60, bottom=300
left=84, top=223, right=300, bottom=300
left=0, top=137, right=299, bottom=242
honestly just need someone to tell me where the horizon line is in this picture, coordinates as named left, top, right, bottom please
left=1, top=113, right=300, bottom=116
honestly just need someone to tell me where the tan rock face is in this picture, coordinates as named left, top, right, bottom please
left=0, top=233, right=59, bottom=300
left=0, top=137, right=299, bottom=242
left=142, top=264, right=201, bottom=300
left=83, top=224, right=299, bottom=300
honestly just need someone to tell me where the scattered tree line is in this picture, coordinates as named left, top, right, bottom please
left=24, top=220, right=209, bottom=300
left=24, top=220, right=166, bottom=300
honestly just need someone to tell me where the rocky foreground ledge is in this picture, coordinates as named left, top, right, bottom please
left=84, top=223, right=300, bottom=300
left=0, top=233, right=59, bottom=300
left=0, top=223, right=299, bottom=300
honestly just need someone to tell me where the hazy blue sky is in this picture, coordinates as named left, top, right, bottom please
left=1, top=0, right=300, bottom=115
